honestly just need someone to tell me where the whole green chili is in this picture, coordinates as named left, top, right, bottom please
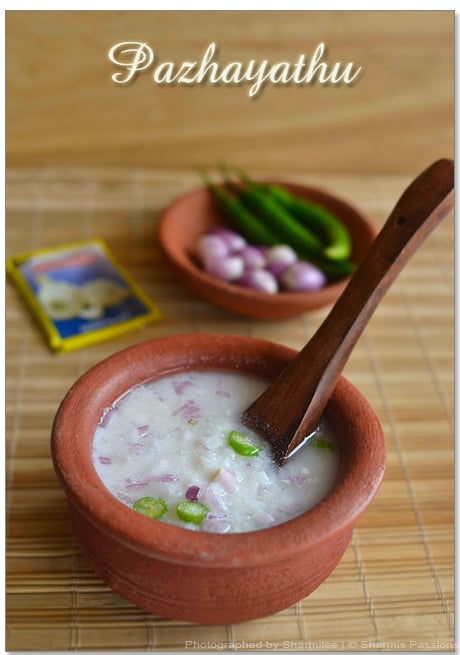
left=231, top=165, right=352, bottom=262
left=199, top=171, right=279, bottom=247
left=266, top=184, right=353, bottom=261
left=229, top=181, right=326, bottom=260
left=303, top=253, right=355, bottom=280
left=199, top=168, right=356, bottom=281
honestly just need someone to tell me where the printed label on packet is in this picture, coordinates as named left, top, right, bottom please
left=6, top=238, right=162, bottom=352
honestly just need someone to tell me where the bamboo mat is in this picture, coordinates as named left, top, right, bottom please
left=5, top=168, right=454, bottom=652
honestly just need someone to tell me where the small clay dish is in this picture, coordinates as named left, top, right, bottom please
left=157, top=182, right=377, bottom=319
left=51, top=333, right=385, bottom=624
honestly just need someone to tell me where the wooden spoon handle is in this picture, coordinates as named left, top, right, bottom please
left=243, top=158, right=454, bottom=464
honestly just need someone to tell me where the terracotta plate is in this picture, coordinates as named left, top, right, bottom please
left=157, top=181, right=377, bottom=319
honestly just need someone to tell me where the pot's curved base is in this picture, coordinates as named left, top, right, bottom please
left=72, top=507, right=353, bottom=624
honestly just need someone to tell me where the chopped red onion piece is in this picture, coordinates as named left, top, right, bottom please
left=215, top=468, right=237, bottom=493
left=173, top=379, right=194, bottom=395
left=136, top=425, right=149, bottom=438
left=125, top=481, right=149, bottom=491
left=98, top=456, right=112, bottom=465
left=173, top=402, right=188, bottom=416
left=206, top=519, right=232, bottom=534
left=256, top=470, right=271, bottom=490
left=183, top=400, right=200, bottom=420
left=202, top=487, right=226, bottom=513
left=149, top=474, right=179, bottom=483
left=206, top=513, right=232, bottom=533
left=288, top=475, right=308, bottom=487
left=185, top=485, right=200, bottom=501
left=173, top=399, right=201, bottom=420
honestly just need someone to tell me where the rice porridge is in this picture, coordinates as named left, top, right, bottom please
left=92, top=370, right=340, bottom=533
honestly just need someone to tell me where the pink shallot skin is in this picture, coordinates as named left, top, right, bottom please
left=196, top=228, right=327, bottom=293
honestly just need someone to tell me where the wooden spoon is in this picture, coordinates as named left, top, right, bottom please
left=242, top=158, right=454, bottom=465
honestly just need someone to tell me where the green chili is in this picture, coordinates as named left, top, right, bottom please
left=266, top=184, right=353, bottom=261
left=231, top=182, right=326, bottom=260
left=199, top=171, right=279, bottom=247
left=230, top=165, right=352, bottom=262
left=302, top=253, right=355, bottom=280
left=312, top=439, right=336, bottom=452
left=199, top=168, right=355, bottom=282
left=176, top=500, right=209, bottom=524
left=228, top=430, right=262, bottom=457
left=133, top=496, right=168, bottom=519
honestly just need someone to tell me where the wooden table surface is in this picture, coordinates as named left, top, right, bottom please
left=5, top=168, right=454, bottom=652
left=6, top=11, right=454, bottom=174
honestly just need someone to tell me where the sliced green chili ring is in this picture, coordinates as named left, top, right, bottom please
left=176, top=500, right=209, bottom=524
left=133, top=496, right=168, bottom=519
left=312, top=439, right=335, bottom=452
left=228, top=430, right=262, bottom=457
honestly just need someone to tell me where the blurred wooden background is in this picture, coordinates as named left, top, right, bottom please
left=6, top=10, right=454, bottom=174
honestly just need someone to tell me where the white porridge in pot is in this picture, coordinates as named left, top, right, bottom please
left=92, top=370, right=340, bottom=533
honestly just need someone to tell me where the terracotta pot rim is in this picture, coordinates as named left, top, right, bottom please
left=51, top=333, right=385, bottom=569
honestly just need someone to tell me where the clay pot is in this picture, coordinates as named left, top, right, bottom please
left=157, top=182, right=377, bottom=319
left=51, top=333, right=385, bottom=624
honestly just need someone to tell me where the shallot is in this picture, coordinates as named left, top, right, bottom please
left=281, top=262, right=326, bottom=292
left=265, top=244, right=298, bottom=276
left=240, top=246, right=267, bottom=270
left=195, top=226, right=328, bottom=294
left=236, top=269, right=278, bottom=294
left=212, top=228, right=247, bottom=253
left=196, top=234, right=229, bottom=261
left=185, top=485, right=200, bottom=501
left=204, top=255, right=244, bottom=281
